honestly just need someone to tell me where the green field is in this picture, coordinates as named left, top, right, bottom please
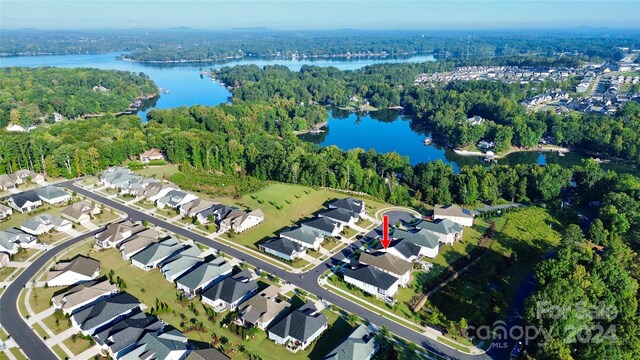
left=428, top=207, right=562, bottom=326
left=132, top=164, right=180, bottom=179
left=51, top=344, right=68, bottom=359
left=62, top=334, right=94, bottom=355
left=0, top=267, right=17, bottom=281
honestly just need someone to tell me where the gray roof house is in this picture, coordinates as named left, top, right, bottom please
left=118, top=228, right=161, bottom=260
left=175, top=257, right=233, bottom=297
left=52, top=279, right=119, bottom=315
left=328, top=197, right=366, bottom=216
left=318, top=208, right=358, bottom=226
left=390, top=228, right=440, bottom=259
left=343, top=265, right=400, bottom=299
left=160, top=245, right=204, bottom=282
left=279, top=226, right=324, bottom=250
left=259, top=237, right=306, bottom=261
left=268, top=301, right=328, bottom=351
left=301, top=217, right=343, bottom=238
left=185, top=348, right=230, bottom=360
left=416, top=218, right=464, bottom=244
left=130, top=237, right=186, bottom=271
left=156, top=190, right=197, bottom=209
left=0, top=228, right=36, bottom=255
left=7, top=190, right=42, bottom=213
left=180, top=199, right=216, bottom=217
left=196, top=204, right=238, bottom=224
left=71, top=292, right=141, bottom=336
left=95, top=220, right=145, bottom=249
left=358, top=252, right=412, bottom=286
left=322, top=324, right=378, bottom=360
left=201, top=270, right=259, bottom=311
left=20, top=213, right=72, bottom=236
left=94, top=310, right=163, bottom=359
left=239, top=285, right=291, bottom=330
left=33, top=185, right=71, bottom=204
left=120, top=329, right=189, bottom=360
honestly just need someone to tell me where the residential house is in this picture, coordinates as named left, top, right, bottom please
left=180, top=199, right=216, bottom=218
left=95, top=220, right=145, bottom=249
left=328, top=197, right=366, bottom=217
left=52, top=280, right=119, bottom=315
left=416, top=218, right=464, bottom=245
left=219, top=209, right=264, bottom=233
left=94, top=310, right=163, bottom=359
left=0, top=253, right=9, bottom=268
left=185, top=348, right=230, bottom=360
left=0, top=228, right=36, bottom=255
left=175, top=257, right=233, bottom=297
left=201, top=270, right=259, bottom=312
left=13, top=169, right=45, bottom=184
left=196, top=204, right=237, bottom=224
left=301, top=217, right=343, bottom=238
left=391, top=229, right=440, bottom=259
left=7, top=191, right=42, bottom=213
left=139, top=148, right=165, bottom=163
left=279, top=226, right=324, bottom=251
left=343, top=265, right=400, bottom=299
left=318, top=208, right=358, bottom=227
left=61, top=200, right=101, bottom=223
left=259, top=237, right=306, bottom=261
left=47, top=255, right=101, bottom=287
left=136, top=182, right=178, bottom=202
left=71, top=292, right=141, bottom=336
left=20, top=214, right=72, bottom=236
left=0, top=203, right=13, bottom=220
left=100, top=167, right=138, bottom=189
left=238, top=285, right=291, bottom=330
left=156, top=190, right=198, bottom=209
left=130, top=237, right=186, bottom=271
left=119, top=229, right=161, bottom=260
left=268, top=301, right=328, bottom=351
left=322, top=324, right=378, bottom=360
left=120, top=177, right=157, bottom=196
left=120, top=329, right=189, bottom=360
left=467, top=115, right=485, bottom=126
left=358, top=252, right=412, bottom=287
left=433, top=204, right=475, bottom=227
left=34, top=186, right=71, bottom=204
left=160, top=246, right=204, bottom=282
left=0, top=174, right=16, bottom=191
left=477, top=140, right=495, bottom=150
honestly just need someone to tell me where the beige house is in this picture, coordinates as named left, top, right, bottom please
left=61, top=201, right=101, bottom=223
left=47, top=255, right=100, bottom=287
left=139, top=148, right=165, bottom=163
left=359, top=252, right=413, bottom=287
left=238, top=285, right=290, bottom=330
left=52, top=280, right=119, bottom=315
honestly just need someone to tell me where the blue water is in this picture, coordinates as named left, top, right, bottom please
left=1, top=52, right=634, bottom=173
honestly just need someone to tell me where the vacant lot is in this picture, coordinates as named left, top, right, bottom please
left=428, top=207, right=562, bottom=326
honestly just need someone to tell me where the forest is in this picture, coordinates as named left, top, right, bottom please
left=2, top=28, right=639, bottom=62
left=218, top=62, right=640, bottom=164
left=0, top=67, right=157, bottom=128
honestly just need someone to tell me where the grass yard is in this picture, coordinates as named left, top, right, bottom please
left=9, top=348, right=28, bottom=360
left=32, top=322, right=48, bottom=339
left=0, top=267, right=17, bottom=281
left=427, top=207, right=562, bottom=327
left=93, top=210, right=121, bottom=226
left=51, top=344, right=68, bottom=359
left=43, top=313, right=72, bottom=335
left=29, top=286, right=60, bottom=315
left=0, top=328, right=8, bottom=341
left=54, top=239, right=361, bottom=360
left=133, top=164, right=180, bottom=179
left=12, top=248, right=40, bottom=262
left=220, top=183, right=389, bottom=253
left=136, top=200, right=156, bottom=210
left=62, top=334, right=94, bottom=356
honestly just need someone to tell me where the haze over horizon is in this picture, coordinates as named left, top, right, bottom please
left=1, top=0, right=639, bottom=31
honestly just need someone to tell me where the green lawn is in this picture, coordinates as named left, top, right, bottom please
left=29, top=286, right=62, bottom=315
left=9, top=348, right=28, bottom=360
left=12, top=248, right=41, bottom=262
left=220, top=183, right=388, bottom=252
left=428, top=207, right=562, bottom=327
left=133, top=164, right=180, bottom=179
left=51, top=344, right=68, bottom=359
left=62, top=334, right=94, bottom=356
left=32, top=322, right=48, bottom=339
left=0, top=267, right=17, bottom=281
left=0, top=328, right=9, bottom=341
left=136, top=200, right=156, bottom=210
left=43, top=313, right=72, bottom=335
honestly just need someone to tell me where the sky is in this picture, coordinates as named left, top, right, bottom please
left=1, top=0, right=639, bottom=30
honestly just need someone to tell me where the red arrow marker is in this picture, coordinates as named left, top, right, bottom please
left=381, top=215, right=391, bottom=250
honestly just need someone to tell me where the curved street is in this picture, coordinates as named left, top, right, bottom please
left=0, top=181, right=494, bottom=360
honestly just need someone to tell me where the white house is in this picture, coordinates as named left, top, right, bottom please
left=130, top=237, right=186, bottom=271
left=71, top=292, right=140, bottom=336
left=219, top=209, right=264, bottom=233
left=34, top=186, right=72, bottom=204
left=7, top=191, right=42, bottom=213
left=279, top=226, right=324, bottom=251
left=416, top=218, right=464, bottom=245
left=259, top=237, right=306, bottom=261
left=318, top=208, right=358, bottom=227
left=391, top=229, right=441, bottom=259
left=156, top=190, right=198, bottom=209
left=20, top=214, right=72, bottom=236
left=47, top=256, right=101, bottom=287
left=201, top=270, right=258, bottom=312
left=0, top=203, right=13, bottom=220
left=301, top=217, right=343, bottom=238
left=343, top=266, right=400, bottom=299
left=0, top=228, right=37, bottom=255
left=433, top=204, right=475, bottom=227
left=52, top=280, right=119, bottom=315
left=328, top=197, right=366, bottom=217
left=359, top=252, right=412, bottom=287
left=268, top=301, right=328, bottom=351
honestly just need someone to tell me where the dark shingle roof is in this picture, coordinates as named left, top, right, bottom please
left=260, top=237, right=304, bottom=256
left=322, top=324, right=377, bottom=360
left=434, top=204, right=475, bottom=218
left=93, top=310, right=163, bottom=354
left=186, top=348, right=230, bottom=360
left=202, top=270, right=258, bottom=304
left=268, top=301, right=328, bottom=343
left=343, top=266, right=398, bottom=291
left=416, top=218, right=464, bottom=234
left=72, top=292, right=140, bottom=332
left=9, top=190, right=41, bottom=208
left=318, top=208, right=357, bottom=223
left=328, top=197, right=365, bottom=214
left=301, top=217, right=339, bottom=234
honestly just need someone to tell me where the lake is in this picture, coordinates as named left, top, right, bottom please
left=1, top=52, right=635, bottom=173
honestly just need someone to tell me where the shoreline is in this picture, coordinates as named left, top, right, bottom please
left=293, top=121, right=328, bottom=135
left=453, top=145, right=570, bottom=159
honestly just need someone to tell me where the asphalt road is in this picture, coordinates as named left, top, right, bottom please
left=0, top=228, right=104, bottom=360
left=1, top=181, right=495, bottom=360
